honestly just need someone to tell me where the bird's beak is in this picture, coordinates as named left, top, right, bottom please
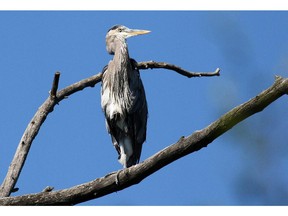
left=127, top=29, right=151, bottom=37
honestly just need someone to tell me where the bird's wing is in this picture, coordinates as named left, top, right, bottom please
left=126, top=59, right=148, bottom=164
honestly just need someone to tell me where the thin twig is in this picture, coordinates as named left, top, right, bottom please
left=50, top=72, right=61, bottom=99
left=137, top=61, right=220, bottom=78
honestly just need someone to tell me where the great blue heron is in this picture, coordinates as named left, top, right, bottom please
left=101, top=25, right=150, bottom=168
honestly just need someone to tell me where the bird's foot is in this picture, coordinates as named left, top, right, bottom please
left=115, top=169, right=121, bottom=186
left=105, top=168, right=124, bottom=186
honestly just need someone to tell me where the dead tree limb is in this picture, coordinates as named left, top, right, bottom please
left=0, top=76, right=287, bottom=205
left=0, top=61, right=218, bottom=198
left=137, top=61, right=220, bottom=78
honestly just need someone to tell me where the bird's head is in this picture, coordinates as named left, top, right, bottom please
left=106, top=25, right=150, bottom=54
left=107, top=25, right=150, bottom=39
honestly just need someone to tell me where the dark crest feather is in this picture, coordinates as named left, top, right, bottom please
left=107, top=24, right=122, bottom=32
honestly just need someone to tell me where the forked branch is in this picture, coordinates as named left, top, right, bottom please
left=0, top=61, right=219, bottom=198
left=0, top=76, right=287, bottom=205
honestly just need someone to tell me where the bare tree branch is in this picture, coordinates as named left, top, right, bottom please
left=137, top=61, right=220, bottom=78
left=0, top=73, right=103, bottom=198
left=0, top=61, right=218, bottom=198
left=0, top=76, right=287, bottom=205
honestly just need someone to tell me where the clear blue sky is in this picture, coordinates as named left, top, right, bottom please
left=1, top=11, right=288, bottom=206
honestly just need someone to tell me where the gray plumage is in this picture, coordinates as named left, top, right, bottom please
left=101, top=25, right=150, bottom=168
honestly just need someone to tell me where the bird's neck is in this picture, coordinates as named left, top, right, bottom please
left=108, top=38, right=134, bottom=112
left=110, top=39, right=133, bottom=100
left=113, top=38, right=130, bottom=66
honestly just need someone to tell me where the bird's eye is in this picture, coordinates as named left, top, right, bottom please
left=118, top=28, right=123, bottom=32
